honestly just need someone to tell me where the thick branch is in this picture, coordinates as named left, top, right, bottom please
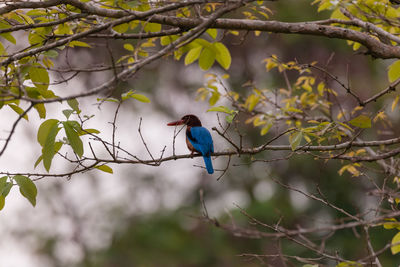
left=147, top=16, right=400, bottom=59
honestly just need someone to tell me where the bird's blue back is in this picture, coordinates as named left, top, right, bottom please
left=187, top=126, right=214, bottom=173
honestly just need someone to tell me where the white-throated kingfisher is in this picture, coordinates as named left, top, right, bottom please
left=167, top=114, right=214, bottom=174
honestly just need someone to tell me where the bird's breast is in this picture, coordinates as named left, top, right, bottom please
left=186, top=137, right=196, bottom=153
left=185, top=127, right=197, bottom=153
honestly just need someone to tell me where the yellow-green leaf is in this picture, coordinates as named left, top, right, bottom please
left=14, top=175, right=37, bottom=207
left=95, top=165, right=113, bottom=174
left=122, top=91, right=151, bottom=103
left=207, top=106, right=233, bottom=114
left=289, top=131, right=303, bottom=151
left=261, top=123, right=273, bottom=136
left=209, top=91, right=220, bottom=106
left=0, top=41, right=5, bottom=56
left=214, top=42, right=231, bottom=70
left=207, top=29, right=218, bottom=39
left=124, top=43, right=134, bottom=51
left=388, top=60, right=400, bottom=83
left=112, top=23, right=129, bottom=33
left=0, top=176, right=8, bottom=203
left=336, top=262, right=362, bottom=267
left=391, top=231, right=400, bottom=254
left=1, top=32, right=16, bottom=44
left=246, top=94, right=260, bottom=112
left=0, top=176, right=7, bottom=190
left=78, top=128, right=101, bottom=136
left=34, top=103, right=46, bottom=119
left=198, top=47, right=216, bottom=71
left=185, top=46, right=202, bottom=66
left=144, top=22, right=161, bottom=33
left=0, top=195, right=4, bottom=210
left=383, top=218, right=400, bottom=230
left=348, top=115, right=371, bottom=128
left=68, top=41, right=91, bottom=48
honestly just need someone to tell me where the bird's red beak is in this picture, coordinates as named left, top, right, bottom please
left=167, top=119, right=184, bottom=126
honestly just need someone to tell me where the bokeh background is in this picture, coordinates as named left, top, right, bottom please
left=0, top=1, right=398, bottom=266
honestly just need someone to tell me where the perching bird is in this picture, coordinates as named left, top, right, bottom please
left=167, top=114, right=214, bottom=174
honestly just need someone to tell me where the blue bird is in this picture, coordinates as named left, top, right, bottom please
left=167, top=114, right=214, bottom=174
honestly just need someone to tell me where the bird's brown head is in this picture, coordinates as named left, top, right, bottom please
left=167, top=114, right=202, bottom=127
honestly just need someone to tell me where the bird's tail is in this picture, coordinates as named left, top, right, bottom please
left=203, top=155, right=214, bottom=174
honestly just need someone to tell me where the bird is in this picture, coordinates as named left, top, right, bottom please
left=167, top=114, right=214, bottom=174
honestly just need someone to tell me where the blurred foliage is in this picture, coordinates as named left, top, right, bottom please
left=1, top=0, right=400, bottom=266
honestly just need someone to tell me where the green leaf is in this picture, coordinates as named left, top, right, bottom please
left=348, top=115, right=371, bottom=128
left=0, top=195, right=4, bottom=211
left=214, top=42, right=231, bottom=70
left=62, top=109, right=74, bottom=119
left=34, top=103, right=46, bottom=119
left=78, top=128, right=101, bottom=136
left=289, top=131, right=303, bottom=151
left=388, top=60, right=400, bottom=82
left=225, top=113, right=235, bottom=123
left=35, top=142, right=62, bottom=168
left=43, top=123, right=60, bottom=171
left=122, top=91, right=151, bottom=102
left=184, top=46, right=202, bottom=66
left=43, top=50, right=59, bottom=58
left=0, top=176, right=8, bottom=193
left=14, top=175, right=37, bottom=207
left=34, top=155, right=43, bottom=168
left=1, top=32, right=16, bottom=44
left=63, top=121, right=83, bottom=157
left=97, top=97, right=119, bottom=103
left=2, top=182, right=12, bottom=197
left=8, top=104, right=28, bottom=121
left=391, top=231, right=400, bottom=254
left=26, top=10, right=48, bottom=16
left=0, top=41, right=5, bottom=56
left=95, top=165, right=113, bottom=174
left=66, top=120, right=81, bottom=131
left=67, top=98, right=80, bottom=112
left=29, top=64, right=49, bottom=91
left=37, top=119, right=59, bottom=147
left=28, top=31, right=45, bottom=46
left=198, top=47, right=216, bottom=71
left=207, top=106, right=233, bottom=114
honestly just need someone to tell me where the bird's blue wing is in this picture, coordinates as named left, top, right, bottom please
left=188, top=127, right=214, bottom=174
left=187, top=127, right=214, bottom=156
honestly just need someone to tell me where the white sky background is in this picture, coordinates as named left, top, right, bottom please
left=0, top=65, right=257, bottom=266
